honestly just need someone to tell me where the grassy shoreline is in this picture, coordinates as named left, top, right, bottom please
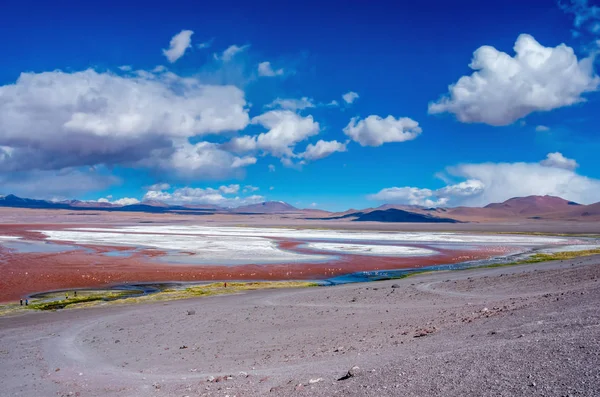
left=0, top=281, right=318, bottom=316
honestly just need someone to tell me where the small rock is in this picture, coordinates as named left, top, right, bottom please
left=187, top=310, right=195, bottom=315
left=309, top=378, right=323, bottom=384
left=338, top=366, right=360, bottom=381
left=114, top=340, right=120, bottom=344
left=391, top=284, right=400, bottom=288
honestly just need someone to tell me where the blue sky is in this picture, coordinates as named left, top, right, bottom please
left=0, top=0, right=599, bottom=210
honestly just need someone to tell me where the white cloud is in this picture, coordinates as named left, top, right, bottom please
left=368, top=152, right=599, bottom=207
left=218, top=184, right=240, bottom=194
left=535, top=125, right=550, bottom=132
left=258, top=61, right=284, bottom=77
left=147, top=183, right=171, bottom=191
left=559, top=0, right=600, bottom=35
left=301, top=140, right=347, bottom=161
left=540, top=152, right=579, bottom=170
left=215, top=44, right=249, bottom=62
left=143, top=185, right=264, bottom=207
left=239, top=110, right=320, bottom=158
left=368, top=187, right=446, bottom=207
left=145, top=141, right=256, bottom=179
left=280, top=157, right=306, bottom=169
left=231, top=156, right=257, bottom=168
left=243, top=185, right=259, bottom=193
left=118, top=65, right=132, bottom=71
left=162, top=30, right=194, bottom=63
left=443, top=159, right=599, bottom=206
left=0, top=69, right=249, bottom=175
left=266, top=97, right=315, bottom=111
left=112, top=197, right=141, bottom=206
left=342, top=91, right=359, bottom=104
left=268, top=164, right=276, bottom=172
left=343, top=115, right=421, bottom=147
left=196, top=38, right=214, bottom=49
left=269, top=186, right=274, bottom=190
left=429, top=34, right=600, bottom=126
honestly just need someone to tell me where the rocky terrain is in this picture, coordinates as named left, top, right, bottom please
left=1, top=255, right=599, bottom=396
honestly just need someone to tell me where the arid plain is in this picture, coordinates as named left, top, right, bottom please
left=1, top=207, right=600, bottom=396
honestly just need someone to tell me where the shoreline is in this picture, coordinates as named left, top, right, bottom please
left=3, top=249, right=600, bottom=317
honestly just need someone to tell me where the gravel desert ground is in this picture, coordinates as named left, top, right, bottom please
left=1, top=254, right=599, bottom=396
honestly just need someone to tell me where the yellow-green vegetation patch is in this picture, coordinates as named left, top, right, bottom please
left=0, top=281, right=319, bottom=315
left=28, top=290, right=135, bottom=311
left=122, top=281, right=319, bottom=304
left=481, top=248, right=600, bottom=269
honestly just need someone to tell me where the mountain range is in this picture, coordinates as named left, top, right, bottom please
left=0, top=194, right=599, bottom=222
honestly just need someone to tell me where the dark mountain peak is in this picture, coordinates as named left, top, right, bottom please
left=353, top=208, right=459, bottom=223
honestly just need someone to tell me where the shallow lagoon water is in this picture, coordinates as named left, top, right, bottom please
left=0, top=239, right=82, bottom=254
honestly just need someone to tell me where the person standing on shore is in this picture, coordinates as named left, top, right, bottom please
left=20, top=299, right=22, bottom=306
left=25, top=299, right=28, bottom=306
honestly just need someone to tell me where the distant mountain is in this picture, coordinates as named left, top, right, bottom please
left=1, top=193, right=599, bottom=222
left=0, top=194, right=69, bottom=209
left=140, top=200, right=170, bottom=208
left=234, top=201, right=298, bottom=213
left=353, top=209, right=459, bottom=223
left=484, top=195, right=580, bottom=215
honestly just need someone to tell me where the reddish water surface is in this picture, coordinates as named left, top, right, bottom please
left=0, top=224, right=515, bottom=302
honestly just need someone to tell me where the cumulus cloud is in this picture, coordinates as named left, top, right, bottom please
left=143, top=185, right=264, bottom=207
left=368, top=187, right=444, bottom=207
left=162, top=30, right=194, bottom=63
left=428, top=34, right=599, bottom=126
left=258, top=61, right=284, bottom=77
left=146, top=183, right=171, bottom=191
left=225, top=110, right=319, bottom=161
left=301, top=140, right=347, bottom=161
left=342, top=91, right=359, bottom=104
left=368, top=180, right=485, bottom=207
left=535, top=125, right=550, bottom=132
left=0, top=68, right=250, bottom=177
left=215, top=44, right=249, bottom=62
left=540, top=152, right=579, bottom=170
left=252, top=110, right=320, bottom=158
left=144, top=141, right=256, bottom=179
left=97, top=197, right=140, bottom=206
left=196, top=38, right=214, bottom=49
left=243, top=185, right=259, bottom=193
left=266, top=97, right=315, bottom=111
left=343, top=115, right=421, bottom=147
left=369, top=153, right=599, bottom=207
left=218, top=184, right=240, bottom=194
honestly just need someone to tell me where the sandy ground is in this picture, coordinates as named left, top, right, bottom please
left=1, top=256, right=599, bottom=396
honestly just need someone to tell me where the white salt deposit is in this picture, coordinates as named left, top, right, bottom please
left=74, top=225, right=568, bottom=245
left=39, top=230, right=329, bottom=264
left=306, top=242, right=436, bottom=256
